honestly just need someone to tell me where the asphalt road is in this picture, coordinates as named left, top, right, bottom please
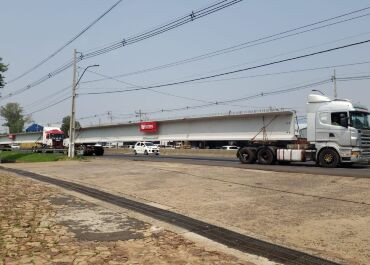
left=103, top=153, right=370, bottom=178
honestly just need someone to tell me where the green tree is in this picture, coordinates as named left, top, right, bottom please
left=61, top=116, right=81, bottom=137
left=0, top=57, right=8, bottom=88
left=0, top=103, right=31, bottom=133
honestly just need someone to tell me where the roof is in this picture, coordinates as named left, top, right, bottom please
left=25, top=123, right=43, bottom=132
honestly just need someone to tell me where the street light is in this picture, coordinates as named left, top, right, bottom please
left=68, top=49, right=99, bottom=158
left=76, top=64, right=100, bottom=86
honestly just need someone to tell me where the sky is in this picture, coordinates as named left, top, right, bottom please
left=1, top=0, right=370, bottom=131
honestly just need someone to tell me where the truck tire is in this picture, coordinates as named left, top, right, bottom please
left=257, top=148, right=275, bottom=165
left=144, top=150, right=148, bottom=155
left=318, top=148, right=339, bottom=168
left=94, top=147, right=104, bottom=156
left=238, top=147, right=256, bottom=164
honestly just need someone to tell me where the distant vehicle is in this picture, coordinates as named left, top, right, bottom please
left=10, top=143, right=21, bottom=150
left=221, top=145, right=239, bottom=150
left=134, top=141, right=160, bottom=155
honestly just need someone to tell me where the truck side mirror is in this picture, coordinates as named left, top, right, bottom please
left=340, top=116, right=348, bottom=128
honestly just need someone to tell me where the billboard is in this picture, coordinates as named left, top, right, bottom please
left=139, top=122, right=158, bottom=133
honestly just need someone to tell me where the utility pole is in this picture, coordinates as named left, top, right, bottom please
left=108, top=111, right=113, bottom=123
left=136, top=109, right=142, bottom=121
left=332, top=69, right=337, bottom=99
left=68, top=49, right=77, bottom=158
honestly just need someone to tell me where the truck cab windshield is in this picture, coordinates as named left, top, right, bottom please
left=350, top=112, right=370, bottom=130
left=51, top=134, right=64, bottom=140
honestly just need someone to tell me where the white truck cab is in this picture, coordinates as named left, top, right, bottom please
left=307, top=94, right=370, bottom=165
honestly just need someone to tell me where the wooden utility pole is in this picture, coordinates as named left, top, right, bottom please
left=68, top=49, right=77, bottom=158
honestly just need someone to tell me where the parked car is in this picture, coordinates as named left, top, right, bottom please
left=221, top=145, right=239, bottom=150
left=134, top=141, right=160, bottom=155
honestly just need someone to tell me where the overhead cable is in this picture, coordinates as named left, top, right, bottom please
left=7, top=0, right=124, bottom=84
left=83, top=7, right=370, bottom=82
left=79, top=39, right=370, bottom=96
left=2, top=0, right=242, bottom=100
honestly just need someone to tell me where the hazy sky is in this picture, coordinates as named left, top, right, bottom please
left=1, top=0, right=370, bottom=130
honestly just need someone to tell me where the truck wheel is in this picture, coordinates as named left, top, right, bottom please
left=318, top=149, right=339, bottom=168
left=144, top=150, right=148, bottom=155
left=238, top=148, right=256, bottom=164
left=93, top=147, right=104, bottom=156
left=257, top=148, right=275, bottom=165
left=134, top=150, right=137, bottom=155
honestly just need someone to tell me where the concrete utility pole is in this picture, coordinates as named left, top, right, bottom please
left=332, top=69, right=338, bottom=99
left=68, top=50, right=99, bottom=158
left=68, top=49, right=77, bottom=158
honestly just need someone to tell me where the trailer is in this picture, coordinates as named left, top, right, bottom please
left=236, top=93, right=370, bottom=167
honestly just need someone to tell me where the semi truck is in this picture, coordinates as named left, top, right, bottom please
left=237, top=93, right=370, bottom=167
left=33, top=127, right=65, bottom=149
left=21, top=127, right=104, bottom=156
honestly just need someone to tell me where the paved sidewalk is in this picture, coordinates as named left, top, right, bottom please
left=0, top=173, right=254, bottom=265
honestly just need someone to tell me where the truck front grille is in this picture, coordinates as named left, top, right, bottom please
left=360, top=130, right=370, bottom=158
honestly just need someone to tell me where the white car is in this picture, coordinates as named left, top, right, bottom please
left=134, top=142, right=160, bottom=155
left=10, top=143, right=21, bottom=150
left=221, top=145, right=239, bottom=150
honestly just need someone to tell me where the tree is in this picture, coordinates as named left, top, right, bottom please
left=61, top=116, right=81, bottom=137
left=0, top=57, right=8, bottom=88
left=0, top=103, right=31, bottom=133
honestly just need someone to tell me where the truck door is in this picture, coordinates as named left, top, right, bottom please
left=315, top=111, right=350, bottom=146
left=329, top=112, right=351, bottom=146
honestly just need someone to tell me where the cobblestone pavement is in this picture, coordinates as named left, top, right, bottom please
left=0, top=173, right=255, bottom=265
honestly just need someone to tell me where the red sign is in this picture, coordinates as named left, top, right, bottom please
left=8, top=134, right=16, bottom=140
left=140, top=122, right=158, bottom=133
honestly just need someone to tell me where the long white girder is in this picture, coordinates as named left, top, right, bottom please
left=0, top=110, right=297, bottom=145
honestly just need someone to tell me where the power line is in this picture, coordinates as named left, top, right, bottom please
left=78, top=73, right=370, bottom=120
left=337, top=74, right=370, bottom=81
left=144, top=30, right=370, bottom=87
left=85, top=68, right=276, bottom=109
left=2, top=0, right=242, bottom=100
left=139, top=79, right=332, bottom=116
left=27, top=96, right=72, bottom=116
left=26, top=72, right=370, bottom=119
left=23, top=85, right=71, bottom=110
left=82, top=7, right=370, bottom=83
left=80, top=60, right=370, bottom=90
left=81, top=0, right=243, bottom=59
left=7, top=0, right=124, bottom=84
left=79, top=39, right=370, bottom=96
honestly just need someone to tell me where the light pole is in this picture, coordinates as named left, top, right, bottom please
left=68, top=49, right=99, bottom=158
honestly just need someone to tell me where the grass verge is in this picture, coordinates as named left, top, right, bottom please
left=0, top=151, right=65, bottom=163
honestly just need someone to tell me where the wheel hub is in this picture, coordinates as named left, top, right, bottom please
left=324, top=153, right=333, bottom=163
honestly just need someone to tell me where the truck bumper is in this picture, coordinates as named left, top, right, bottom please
left=341, top=148, right=369, bottom=164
